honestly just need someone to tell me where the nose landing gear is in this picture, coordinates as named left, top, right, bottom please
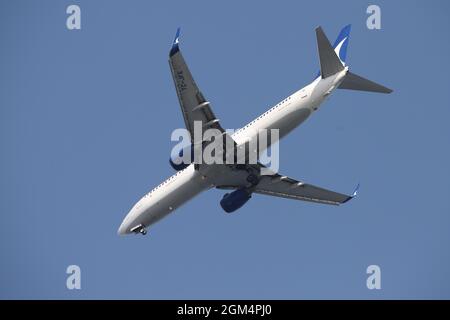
left=130, top=224, right=147, bottom=236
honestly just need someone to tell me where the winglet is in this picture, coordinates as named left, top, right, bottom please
left=342, top=183, right=360, bottom=204
left=169, top=27, right=181, bottom=57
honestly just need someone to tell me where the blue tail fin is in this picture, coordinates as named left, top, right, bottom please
left=332, top=24, right=351, bottom=64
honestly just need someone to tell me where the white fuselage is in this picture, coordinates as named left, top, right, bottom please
left=118, top=69, right=348, bottom=235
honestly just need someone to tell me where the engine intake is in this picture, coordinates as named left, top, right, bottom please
left=220, top=188, right=252, bottom=213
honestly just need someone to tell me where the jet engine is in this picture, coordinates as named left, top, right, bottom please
left=169, top=145, right=194, bottom=171
left=220, top=188, right=252, bottom=213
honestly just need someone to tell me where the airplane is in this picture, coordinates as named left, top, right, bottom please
left=118, top=25, right=392, bottom=236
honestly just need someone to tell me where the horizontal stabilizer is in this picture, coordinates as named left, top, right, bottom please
left=316, top=26, right=344, bottom=78
left=338, top=71, right=393, bottom=93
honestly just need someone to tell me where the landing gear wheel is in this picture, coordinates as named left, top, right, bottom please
left=140, top=229, right=147, bottom=235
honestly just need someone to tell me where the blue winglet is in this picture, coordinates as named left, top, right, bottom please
left=169, top=27, right=181, bottom=57
left=342, top=183, right=360, bottom=204
left=352, top=183, right=360, bottom=197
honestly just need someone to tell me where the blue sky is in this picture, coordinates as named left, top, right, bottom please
left=1, top=0, right=450, bottom=299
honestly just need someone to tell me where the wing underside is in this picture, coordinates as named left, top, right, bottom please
left=215, top=164, right=358, bottom=206
left=168, top=28, right=226, bottom=145
left=253, top=173, right=358, bottom=205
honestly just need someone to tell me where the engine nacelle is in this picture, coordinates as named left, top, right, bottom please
left=220, top=189, right=252, bottom=213
left=169, top=145, right=194, bottom=171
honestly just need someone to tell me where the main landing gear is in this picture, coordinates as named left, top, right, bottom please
left=246, top=173, right=259, bottom=186
left=231, top=164, right=261, bottom=187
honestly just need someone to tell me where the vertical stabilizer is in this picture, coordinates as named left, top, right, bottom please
left=316, top=26, right=344, bottom=78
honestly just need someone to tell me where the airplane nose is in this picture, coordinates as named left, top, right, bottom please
left=117, top=219, right=130, bottom=235
left=118, top=200, right=144, bottom=236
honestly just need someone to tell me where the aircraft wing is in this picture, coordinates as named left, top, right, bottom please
left=213, top=162, right=359, bottom=206
left=168, top=28, right=226, bottom=144
left=252, top=171, right=359, bottom=206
